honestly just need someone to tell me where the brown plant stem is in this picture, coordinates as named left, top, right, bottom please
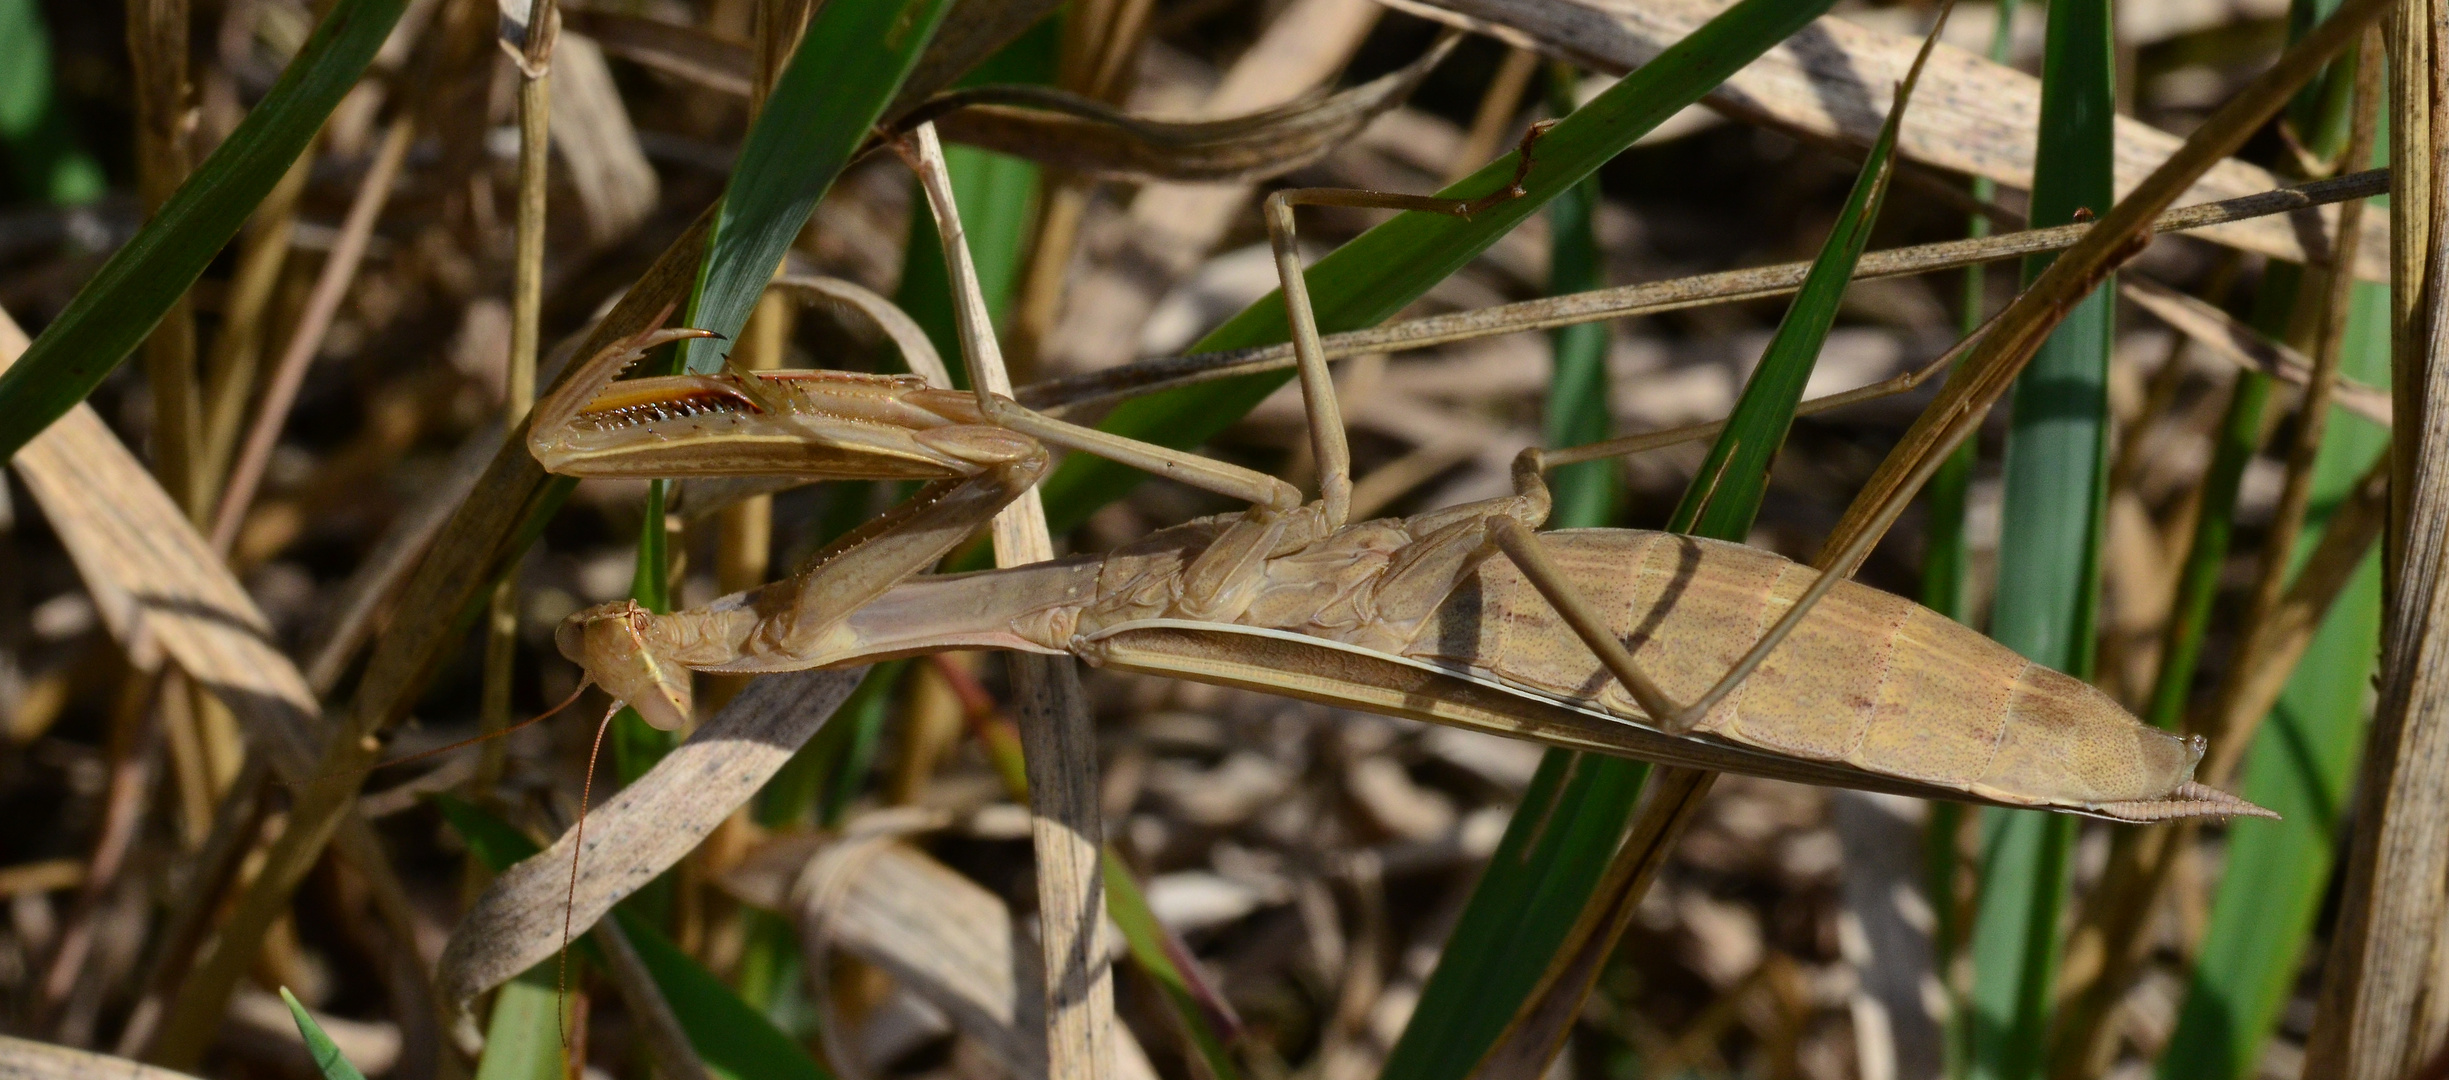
left=2048, top=33, right=2384, bottom=1079
left=2303, top=0, right=2449, bottom=1069
left=480, top=0, right=560, bottom=794
left=1021, top=169, right=2393, bottom=412
left=207, top=114, right=416, bottom=560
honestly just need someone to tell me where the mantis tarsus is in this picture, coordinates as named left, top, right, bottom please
left=528, top=122, right=2271, bottom=825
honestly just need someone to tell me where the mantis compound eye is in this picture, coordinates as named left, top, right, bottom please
left=562, top=602, right=693, bottom=731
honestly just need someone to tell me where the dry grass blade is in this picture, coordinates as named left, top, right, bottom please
left=0, top=309, right=316, bottom=769
left=0, top=1035, right=206, bottom=1080
left=730, top=833, right=1161, bottom=1080
left=1382, top=0, right=2389, bottom=281
left=560, top=8, right=750, bottom=96
left=2304, top=5, right=2449, bottom=1064
left=1817, top=0, right=2391, bottom=572
left=546, top=34, right=657, bottom=249
left=901, top=34, right=1454, bottom=182
left=436, top=667, right=863, bottom=1009
left=162, top=206, right=719, bottom=1066
left=1020, top=170, right=2390, bottom=412
left=905, top=122, right=1117, bottom=1080
left=2122, top=277, right=2392, bottom=426
left=772, top=274, right=953, bottom=389
left=888, top=0, right=1066, bottom=118
left=0, top=306, right=437, bottom=1068
left=208, top=115, right=416, bottom=557
left=302, top=422, right=499, bottom=696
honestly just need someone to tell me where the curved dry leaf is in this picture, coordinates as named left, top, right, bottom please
left=550, top=34, right=659, bottom=249
left=2121, top=277, right=2393, bottom=426
left=781, top=834, right=1158, bottom=1080
left=1383, top=0, right=2389, bottom=281
left=561, top=8, right=751, bottom=96
left=436, top=667, right=865, bottom=1010
left=901, top=32, right=1458, bottom=182
left=0, top=1035, right=207, bottom=1080
left=888, top=0, right=1067, bottom=120
left=771, top=274, right=952, bottom=388
left=0, top=309, right=322, bottom=777
left=568, top=0, right=1062, bottom=117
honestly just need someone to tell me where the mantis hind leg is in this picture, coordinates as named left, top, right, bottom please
left=1263, top=121, right=1557, bottom=530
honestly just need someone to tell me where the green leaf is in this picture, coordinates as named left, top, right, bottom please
left=2140, top=370, right=2271, bottom=730
left=0, top=0, right=103, bottom=205
left=1103, top=849, right=1242, bottom=1080
left=2157, top=283, right=2389, bottom=1080
left=473, top=972, right=567, bottom=1080
left=436, top=796, right=835, bottom=1080
left=895, top=17, right=1055, bottom=376
left=897, top=144, right=1041, bottom=381
left=1383, top=12, right=1928, bottom=1076
left=621, top=907, right=832, bottom=1080
left=680, top=0, right=959, bottom=372
left=1925, top=12, right=2018, bottom=1077
left=1032, top=0, right=1840, bottom=534
left=1376, top=751, right=1649, bottom=1080
left=1971, top=0, right=2119, bottom=1075
left=1542, top=66, right=1614, bottom=531
left=0, top=0, right=407, bottom=455
left=280, top=988, right=371, bottom=1080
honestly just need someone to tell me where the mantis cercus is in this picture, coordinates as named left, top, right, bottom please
left=528, top=125, right=2269, bottom=825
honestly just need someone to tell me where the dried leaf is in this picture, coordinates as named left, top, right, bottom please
left=562, top=8, right=751, bottom=96
left=550, top=33, right=659, bottom=248
left=1383, top=0, right=2389, bottom=280
left=2122, top=277, right=2392, bottom=426
left=437, top=667, right=864, bottom=1010
left=0, top=1035, right=206, bottom=1080
left=780, top=834, right=1161, bottom=1080
left=903, top=32, right=1457, bottom=181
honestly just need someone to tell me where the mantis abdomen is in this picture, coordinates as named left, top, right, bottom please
left=803, top=518, right=2255, bottom=820
left=1397, top=530, right=2210, bottom=815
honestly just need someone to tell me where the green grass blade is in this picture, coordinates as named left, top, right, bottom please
left=437, top=796, right=835, bottom=1080
left=0, top=0, right=103, bottom=204
left=2141, top=372, right=2272, bottom=729
left=1970, top=0, right=2118, bottom=1075
left=1668, top=42, right=1915, bottom=538
left=1922, top=11, right=2015, bottom=1068
left=1103, top=848, right=1242, bottom=1080
left=473, top=972, right=567, bottom=1080
left=2157, top=281, right=2388, bottom=1080
left=620, top=908, right=831, bottom=1080
left=624, top=0, right=956, bottom=779
left=679, top=0, right=958, bottom=372
left=1375, top=751, right=1650, bottom=1080
left=897, top=144, right=1041, bottom=378
left=1543, top=67, right=1614, bottom=530
left=280, top=988, right=373, bottom=1080
left=896, top=16, right=1054, bottom=376
left=0, top=0, right=406, bottom=455
left=1032, top=0, right=1838, bottom=533
left=1381, top=26, right=1929, bottom=1078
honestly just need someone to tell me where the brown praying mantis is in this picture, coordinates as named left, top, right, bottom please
left=526, top=124, right=2269, bottom=825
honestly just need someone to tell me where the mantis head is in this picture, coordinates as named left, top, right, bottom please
left=556, top=600, right=693, bottom=731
